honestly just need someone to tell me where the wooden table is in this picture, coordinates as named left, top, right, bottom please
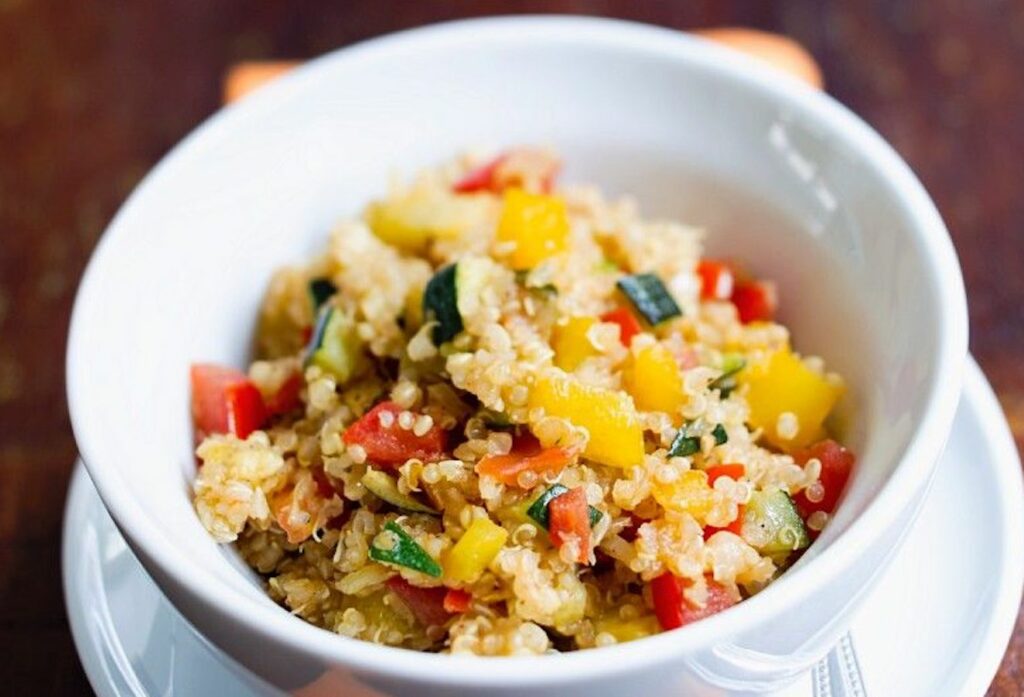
left=1, top=2, right=1021, bottom=694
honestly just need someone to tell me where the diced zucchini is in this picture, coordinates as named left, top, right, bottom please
left=361, top=470, right=437, bottom=514
left=422, top=258, right=493, bottom=344
left=616, top=273, right=681, bottom=325
left=526, top=484, right=602, bottom=529
left=308, top=277, right=337, bottom=310
left=709, top=353, right=746, bottom=398
left=306, top=306, right=365, bottom=383
left=668, top=421, right=728, bottom=457
left=369, top=521, right=442, bottom=577
left=743, top=488, right=810, bottom=555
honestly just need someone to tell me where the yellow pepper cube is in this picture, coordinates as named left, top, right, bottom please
left=553, top=316, right=598, bottom=371
left=593, top=614, right=661, bottom=643
left=444, top=517, right=509, bottom=584
left=496, top=189, right=569, bottom=269
left=652, top=469, right=716, bottom=521
left=529, top=373, right=644, bottom=468
left=622, top=343, right=686, bottom=416
left=740, top=349, right=843, bottom=451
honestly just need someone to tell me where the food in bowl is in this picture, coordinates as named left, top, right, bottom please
left=189, top=148, right=855, bottom=655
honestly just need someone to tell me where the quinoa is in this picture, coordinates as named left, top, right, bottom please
left=190, top=148, right=854, bottom=655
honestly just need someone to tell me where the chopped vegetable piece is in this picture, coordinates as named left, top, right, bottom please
left=366, top=183, right=492, bottom=251
left=703, top=503, right=746, bottom=540
left=739, top=349, right=843, bottom=450
left=711, top=423, right=728, bottom=445
left=529, top=373, right=644, bottom=469
left=599, top=307, right=642, bottom=347
left=526, top=484, right=602, bottom=529
left=422, top=258, right=494, bottom=344
left=705, top=463, right=744, bottom=486
left=793, top=439, right=855, bottom=518
left=697, top=260, right=735, bottom=300
left=709, top=354, right=746, bottom=398
left=263, top=372, right=303, bottom=417
left=616, top=273, right=681, bottom=325
left=731, top=280, right=777, bottom=324
left=445, top=517, right=509, bottom=584
left=552, top=316, right=598, bottom=371
left=343, top=401, right=447, bottom=467
left=369, top=521, right=442, bottom=577
left=651, top=469, right=716, bottom=521
left=361, top=470, right=437, bottom=514
left=651, top=574, right=737, bottom=630
left=743, top=488, right=810, bottom=555
left=475, top=434, right=579, bottom=486
left=623, top=343, right=685, bottom=415
left=306, top=306, right=366, bottom=384
left=442, top=588, right=473, bottom=614
left=667, top=423, right=701, bottom=458
left=548, top=487, right=592, bottom=564
left=496, top=189, right=569, bottom=269
left=453, top=148, right=560, bottom=194
left=190, top=364, right=266, bottom=440
left=308, top=277, right=337, bottom=310
left=385, top=577, right=451, bottom=627
left=593, top=614, right=661, bottom=642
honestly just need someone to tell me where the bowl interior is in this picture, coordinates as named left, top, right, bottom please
left=68, top=18, right=959, bottom=654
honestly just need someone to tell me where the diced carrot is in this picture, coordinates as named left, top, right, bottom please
left=474, top=433, right=579, bottom=486
left=548, top=487, right=592, bottom=564
left=705, top=464, right=745, bottom=486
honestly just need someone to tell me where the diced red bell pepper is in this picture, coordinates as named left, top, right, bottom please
left=793, top=439, right=855, bottom=518
left=190, top=363, right=266, bottom=441
left=703, top=504, right=746, bottom=541
left=705, top=464, right=745, bottom=486
left=651, top=573, right=737, bottom=630
left=442, top=588, right=473, bottom=614
left=264, top=372, right=303, bottom=417
left=730, top=280, right=778, bottom=324
left=452, top=148, right=560, bottom=194
left=600, top=307, right=643, bottom=347
left=385, top=577, right=452, bottom=627
left=548, top=487, right=592, bottom=564
left=697, top=260, right=735, bottom=300
left=343, top=401, right=447, bottom=467
left=475, top=433, right=579, bottom=486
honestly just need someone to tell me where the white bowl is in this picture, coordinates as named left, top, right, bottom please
left=67, top=16, right=967, bottom=697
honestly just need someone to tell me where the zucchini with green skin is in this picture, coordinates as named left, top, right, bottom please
left=361, top=470, right=437, bottom=514
left=422, top=258, right=493, bottom=344
left=526, top=484, right=602, bottom=529
left=709, top=353, right=746, bottom=398
left=305, top=306, right=365, bottom=383
left=616, top=273, right=681, bottom=325
left=369, top=521, right=442, bottom=577
left=743, top=488, right=810, bottom=555
left=308, top=277, right=337, bottom=310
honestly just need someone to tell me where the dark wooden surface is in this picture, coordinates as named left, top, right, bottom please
left=1, top=1, right=1022, bottom=694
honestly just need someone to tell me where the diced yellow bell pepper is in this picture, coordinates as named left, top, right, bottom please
left=622, top=343, right=686, bottom=416
left=739, top=349, right=843, bottom=451
left=553, top=316, right=598, bottom=371
left=496, top=189, right=569, bottom=269
left=366, top=184, right=493, bottom=251
left=529, top=373, right=644, bottom=468
left=593, top=614, right=661, bottom=643
left=444, top=517, right=509, bottom=584
left=652, top=469, right=716, bottom=521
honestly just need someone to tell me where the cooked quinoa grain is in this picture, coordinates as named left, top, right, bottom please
left=190, top=148, right=856, bottom=655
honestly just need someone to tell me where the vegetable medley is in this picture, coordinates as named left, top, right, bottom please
left=190, top=148, right=855, bottom=655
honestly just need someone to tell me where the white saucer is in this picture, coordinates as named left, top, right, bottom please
left=63, top=358, right=1024, bottom=697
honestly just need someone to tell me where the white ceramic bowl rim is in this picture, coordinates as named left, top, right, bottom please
left=67, top=15, right=967, bottom=688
